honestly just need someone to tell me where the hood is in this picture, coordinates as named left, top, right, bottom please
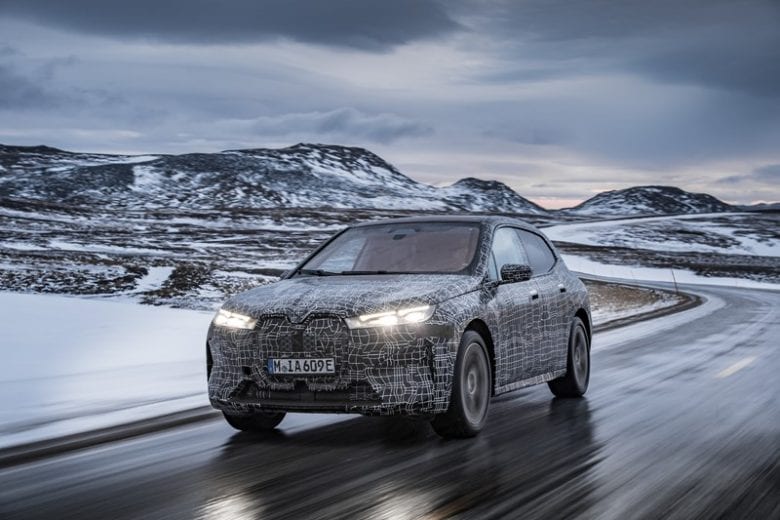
left=222, top=274, right=482, bottom=322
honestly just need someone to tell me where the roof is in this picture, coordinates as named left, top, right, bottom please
left=350, top=214, right=540, bottom=232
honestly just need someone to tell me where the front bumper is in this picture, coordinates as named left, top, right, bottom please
left=207, top=315, right=456, bottom=416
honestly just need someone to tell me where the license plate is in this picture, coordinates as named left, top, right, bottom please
left=267, top=358, right=335, bottom=375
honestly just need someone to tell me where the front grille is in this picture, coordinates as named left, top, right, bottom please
left=256, top=315, right=348, bottom=357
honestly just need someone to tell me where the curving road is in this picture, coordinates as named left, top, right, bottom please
left=0, top=282, right=778, bottom=519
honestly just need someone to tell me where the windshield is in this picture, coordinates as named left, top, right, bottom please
left=299, top=222, right=482, bottom=275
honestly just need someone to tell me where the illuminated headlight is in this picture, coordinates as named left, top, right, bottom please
left=213, top=309, right=257, bottom=330
left=345, top=305, right=435, bottom=329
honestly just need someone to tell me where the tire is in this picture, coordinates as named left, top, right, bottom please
left=432, top=330, right=492, bottom=438
left=223, top=410, right=286, bottom=432
left=548, top=317, right=590, bottom=398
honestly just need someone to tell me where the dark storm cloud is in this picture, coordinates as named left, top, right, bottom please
left=0, top=0, right=459, bottom=50
left=461, top=0, right=780, bottom=97
left=626, top=31, right=780, bottom=98
left=250, top=108, right=433, bottom=144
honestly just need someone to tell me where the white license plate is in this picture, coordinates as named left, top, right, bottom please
left=267, top=358, right=335, bottom=375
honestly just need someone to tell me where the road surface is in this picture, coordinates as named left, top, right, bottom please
left=0, top=282, right=778, bottom=519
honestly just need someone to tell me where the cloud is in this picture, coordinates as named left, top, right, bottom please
left=460, top=0, right=780, bottom=97
left=0, top=65, right=60, bottom=109
left=0, top=55, right=118, bottom=112
left=717, top=164, right=780, bottom=185
left=0, top=44, right=20, bottom=57
left=248, top=108, right=433, bottom=143
left=0, top=0, right=460, bottom=51
left=753, top=164, right=780, bottom=181
left=1, top=1, right=779, bottom=205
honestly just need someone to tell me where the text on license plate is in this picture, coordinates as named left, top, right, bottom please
left=267, top=358, right=335, bottom=374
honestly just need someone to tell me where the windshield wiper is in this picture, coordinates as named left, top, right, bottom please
left=297, top=269, right=414, bottom=276
left=297, top=268, right=342, bottom=276
left=339, top=270, right=399, bottom=275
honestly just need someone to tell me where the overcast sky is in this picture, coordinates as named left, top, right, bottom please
left=1, top=0, right=778, bottom=207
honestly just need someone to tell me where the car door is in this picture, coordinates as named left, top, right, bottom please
left=485, top=227, right=541, bottom=387
left=515, top=228, right=567, bottom=375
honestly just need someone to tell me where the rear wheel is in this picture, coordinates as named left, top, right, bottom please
left=548, top=317, right=590, bottom=398
left=223, top=410, right=286, bottom=431
left=432, top=331, right=492, bottom=438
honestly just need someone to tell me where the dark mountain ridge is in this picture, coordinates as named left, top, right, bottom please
left=0, top=143, right=744, bottom=216
left=0, top=143, right=546, bottom=214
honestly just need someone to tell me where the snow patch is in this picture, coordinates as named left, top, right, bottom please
left=563, top=254, right=779, bottom=291
left=134, top=266, right=174, bottom=292
left=0, top=291, right=213, bottom=449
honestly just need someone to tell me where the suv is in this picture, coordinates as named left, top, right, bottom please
left=207, top=216, right=591, bottom=438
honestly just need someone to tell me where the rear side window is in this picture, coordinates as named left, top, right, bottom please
left=490, top=227, right=528, bottom=280
left=516, top=229, right=556, bottom=275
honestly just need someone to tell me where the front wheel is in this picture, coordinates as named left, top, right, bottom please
left=432, top=331, right=492, bottom=438
left=223, top=410, right=286, bottom=432
left=548, top=317, right=590, bottom=398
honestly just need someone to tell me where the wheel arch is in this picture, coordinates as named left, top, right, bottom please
left=464, top=318, right=496, bottom=395
left=575, top=308, right=591, bottom=344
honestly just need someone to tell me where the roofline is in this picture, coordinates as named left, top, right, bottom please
left=349, top=215, right=538, bottom=230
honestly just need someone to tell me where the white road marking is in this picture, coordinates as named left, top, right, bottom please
left=716, top=356, right=757, bottom=378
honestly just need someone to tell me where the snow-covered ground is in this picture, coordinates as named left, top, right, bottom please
left=0, top=292, right=212, bottom=449
left=545, top=213, right=779, bottom=257
left=546, top=213, right=780, bottom=290
left=564, top=255, right=779, bottom=291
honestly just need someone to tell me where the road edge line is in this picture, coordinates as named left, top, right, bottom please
left=0, top=406, right=220, bottom=469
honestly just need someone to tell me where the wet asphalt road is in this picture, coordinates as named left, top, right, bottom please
left=0, top=283, right=778, bottom=519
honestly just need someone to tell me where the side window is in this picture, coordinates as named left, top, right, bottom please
left=490, top=227, right=528, bottom=280
left=516, top=229, right=556, bottom=275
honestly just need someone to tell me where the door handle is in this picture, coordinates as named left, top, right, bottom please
left=558, top=284, right=567, bottom=293
left=529, top=289, right=539, bottom=301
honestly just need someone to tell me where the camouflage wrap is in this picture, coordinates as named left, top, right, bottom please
left=207, top=216, right=590, bottom=416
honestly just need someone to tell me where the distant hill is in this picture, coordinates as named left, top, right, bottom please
left=565, top=185, right=735, bottom=216
left=0, top=143, right=546, bottom=214
left=739, top=202, right=780, bottom=211
left=1, top=143, right=752, bottom=217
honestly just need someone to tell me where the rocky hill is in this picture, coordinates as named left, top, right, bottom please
left=566, top=185, right=735, bottom=216
left=0, top=143, right=546, bottom=214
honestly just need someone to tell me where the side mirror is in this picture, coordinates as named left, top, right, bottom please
left=499, top=264, right=532, bottom=284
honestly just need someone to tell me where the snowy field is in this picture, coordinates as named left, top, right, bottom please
left=545, top=213, right=779, bottom=257
left=545, top=212, right=780, bottom=289
left=563, top=255, right=778, bottom=291
left=0, top=292, right=211, bottom=449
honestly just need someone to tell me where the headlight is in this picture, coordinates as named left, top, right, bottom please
left=345, top=304, right=435, bottom=329
left=213, top=309, right=257, bottom=330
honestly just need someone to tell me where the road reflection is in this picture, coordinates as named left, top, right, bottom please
left=197, top=396, right=600, bottom=519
